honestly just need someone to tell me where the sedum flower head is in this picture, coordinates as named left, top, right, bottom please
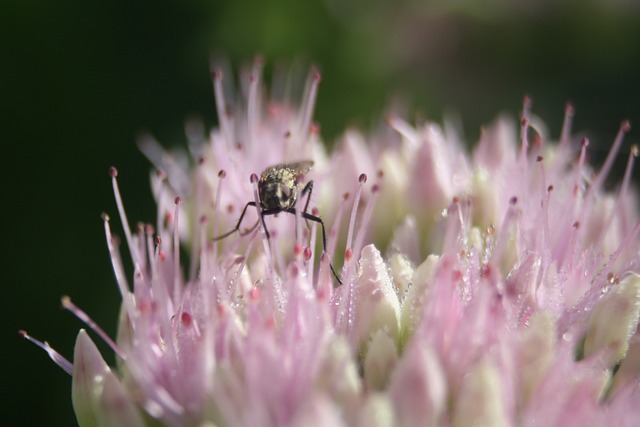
left=23, top=62, right=640, bottom=427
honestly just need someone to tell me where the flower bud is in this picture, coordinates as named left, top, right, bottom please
left=451, top=360, right=508, bottom=427
left=388, top=341, right=446, bottom=427
left=516, top=312, right=555, bottom=405
left=316, top=336, right=362, bottom=413
left=400, top=254, right=439, bottom=345
left=584, top=273, right=640, bottom=366
left=356, top=393, right=395, bottom=427
left=72, top=330, right=145, bottom=427
left=355, top=245, right=401, bottom=344
left=364, top=329, right=399, bottom=390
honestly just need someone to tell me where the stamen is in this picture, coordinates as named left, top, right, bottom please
left=109, top=167, right=141, bottom=269
left=189, top=168, right=204, bottom=282
left=61, top=296, right=126, bottom=360
left=302, top=207, right=318, bottom=283
left=598, top=145, right=638, bottom=246
left=151, top=235, right=175, bottom=320
left=137, top=135, right=190, bottom=200
left=591, top=120, right=631, bottom=194
left=346, top=278, right=356, bottom=341
left=331, top=263, right=355, bottom=338
left=574, top=138, right=589, bottom=195
left=442, top=198, right=462, bottom=252
left=353, top=183, right=380, bottom=255
left=211, top=68, right=233, bottom=146
left=145, top=224, right=155, bottom=277
left=213, top=170, right=226, bottom=242
left=581, top=219, right=640, bottom=311
left=247, top=59, right=263, bottom=150
left=154, top=169, right=167, bottom=235
left=560, top=101, right=575, bottom=148
left=519, top=117, right=530, bottom=163
left=387, top=116, right=420, bottom=149
left=294, top=179, right=303, bottom=248
left=299, top=68, right=321, bottom=141
left=303, top=246, right=312, bottom=261
left=316, top=252, right=333, bottom=299
left=537, top=158, right=550, bottom=269
left=199, top=215, right=209, bottom=282
left=155, top=235, right=163, bottom=262
left=491, top=197, right=520, bottom=266
left=294, top=243, right=303, bottom=259
left=326, top=193, right=348, bottom=259
left=519, top=95, right=532, bottom=161
left=456, top=197, right=466, bottom=236
left=576, top=123, right=630, bottom=242
left=345, top=248, right=353, bottom=262
left=289, top=264, right=300, bottom=279
left=135, top=223, right=146, bottom=267
left=181, top=311, right=193, bottom=327
left=102, top=213, right=135, bottom=320
left=19, top=330, right=73, bottom=375
left=185, top=117, right=205, bottom=149
left=250, top=174, right=273, bottom=279
left=346, top=174, right=366, bottom=254
left=172, top=197, right=182, bottom=304
left=250, top=287, right=260, bottom=301
left=271, top=229, right=286, bottom=284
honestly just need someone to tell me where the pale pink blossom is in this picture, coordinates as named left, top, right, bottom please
left=23, top=63, right=640, bottom=427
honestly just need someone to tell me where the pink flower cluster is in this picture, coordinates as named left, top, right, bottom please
left=23, top=62, right=640, bottom=427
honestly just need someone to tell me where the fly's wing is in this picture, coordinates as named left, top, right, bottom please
left=260, top=160, right=314, bottom=178
left=284, top=160, right=314, bottom=176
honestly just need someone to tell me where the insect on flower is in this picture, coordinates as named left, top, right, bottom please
left=214, top=160, right=342, bottom=284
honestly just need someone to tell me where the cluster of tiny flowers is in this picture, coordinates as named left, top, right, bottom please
left=23, top=61, right=640, bottom=427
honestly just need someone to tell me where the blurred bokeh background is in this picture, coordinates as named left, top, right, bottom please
left=4, top=0, right=640, bottom=425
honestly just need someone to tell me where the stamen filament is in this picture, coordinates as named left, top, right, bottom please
left=110, top=167, right=141, bottom=269
left=298, top=68, right=320, bottom=142
left=103, top=213, right=135, bottom=321
left=19, top=330, right=73, bottom=375
left=61, top=296, right=126, bottom=360
left=173, top=197, right=182, bottom=304
left=211, top=68, right=233, bottom=147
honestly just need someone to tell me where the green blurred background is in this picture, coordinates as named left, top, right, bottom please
left=4, top=0, right=640, bottom=425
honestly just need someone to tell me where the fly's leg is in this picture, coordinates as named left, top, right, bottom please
left=213, top=201, right=257, bottom=241
left=286, top=207, right=342, bottom=285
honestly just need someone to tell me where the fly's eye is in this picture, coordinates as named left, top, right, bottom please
left=278, top=184, right=292, bottom=202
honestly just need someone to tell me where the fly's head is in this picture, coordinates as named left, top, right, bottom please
left=258, top=161, right=313, bottom=211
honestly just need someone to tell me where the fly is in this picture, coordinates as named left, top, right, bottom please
left=214, top=161, right=342, bottom=285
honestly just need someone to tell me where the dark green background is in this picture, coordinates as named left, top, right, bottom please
left=5, top=1, right=639, bottom=425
